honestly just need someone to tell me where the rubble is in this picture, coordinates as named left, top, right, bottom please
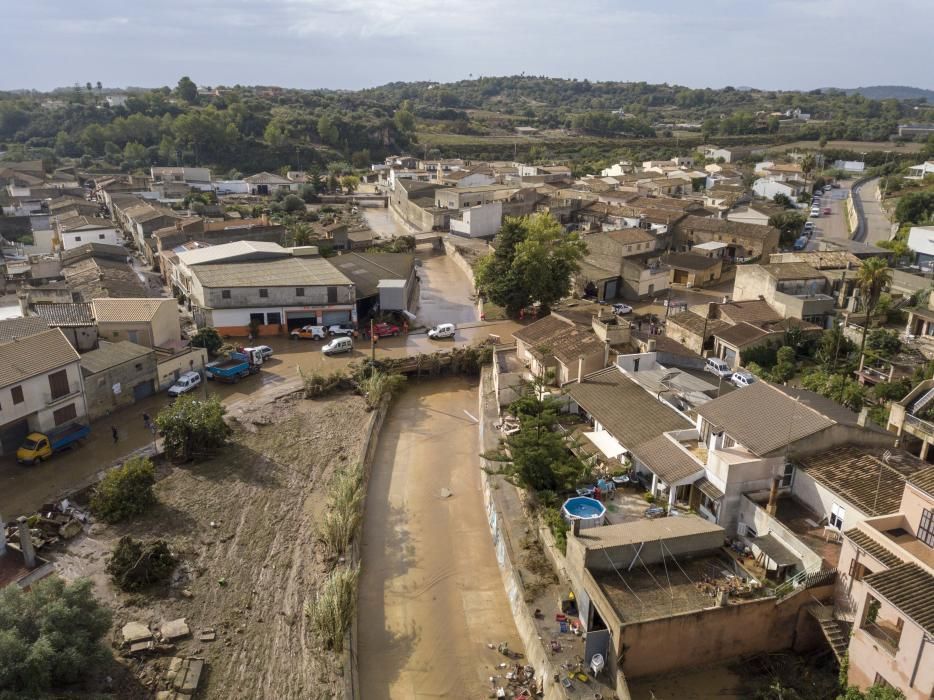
left=160, top=618, right=190, bottom=641
left=122, top=621, right=153, bottom=646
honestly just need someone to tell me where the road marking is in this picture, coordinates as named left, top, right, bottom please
left=463, top=410, right=479, bottom=423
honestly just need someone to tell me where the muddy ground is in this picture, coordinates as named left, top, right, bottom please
left=56, top=390, right=370, bottom=700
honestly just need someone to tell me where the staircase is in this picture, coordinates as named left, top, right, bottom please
left=808, top=604, right=851, bottom=662
left=910, top=385, right=934, bottom=416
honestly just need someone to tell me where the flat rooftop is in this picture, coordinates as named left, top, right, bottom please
left=594, top=551, right=756, bottom=625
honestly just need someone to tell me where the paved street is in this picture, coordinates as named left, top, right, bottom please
left=805, top=183, right=852, bottom=250
left=852, top=177, right=896, bottom=245
left=357, top=378, right=522, bottom=699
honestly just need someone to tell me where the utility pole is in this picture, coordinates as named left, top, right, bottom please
left=370, top=318, right=376, bottom=363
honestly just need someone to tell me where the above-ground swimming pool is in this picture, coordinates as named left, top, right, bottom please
left=561, top=496, right=607, bottom=529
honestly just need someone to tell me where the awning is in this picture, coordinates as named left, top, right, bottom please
left=695, top=477, right=724, bottom=501
left=583, top=431, right=627, bottom=460
left=752, top=534, right=801, bottom=568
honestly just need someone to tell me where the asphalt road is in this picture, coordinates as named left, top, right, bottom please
left=805, top=184, right=851, bottom=250
left=852, top=177, right=896, bottom=245
left=357, top=378, right=522, bottom=699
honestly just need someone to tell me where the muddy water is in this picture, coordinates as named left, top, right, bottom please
left=363, top=206, right=414, bottom=238
left=357, top=379, right=522, bottom=699
left=415, top=250, right=478, bottom=327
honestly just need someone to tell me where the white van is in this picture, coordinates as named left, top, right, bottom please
left=322, top=337, right=353, bottom=355
left=704, top=357, right=733, bottom=378
left=428, top=323, right=456, bottom=339
left=168, top=371, right=202, bottom=397
left=731, top=370, right=756, bottom=388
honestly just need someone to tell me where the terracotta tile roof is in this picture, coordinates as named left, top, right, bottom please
left=514, top=315, right=605, bottom=365
left=760, top=262, right=826, bottom=281
left=0, top=316, right=50, bottom=341
left=696, top=381, right=836, bottom=456
left=843, top=529, right=903, bottom=568
left=677, top=215, right=780, bottom=240
left=714, top=322, right=769, bottom=347
left=661, top=252, right=720, bottom=271
left=602, top=228, right=657, bottom=245
left=0, top=328, right=79, bottom=388
left=797, top=446, right=925, bottom=516
left=34, top=303, right=95, bottom=327
left=80, top=340, right=153, bottom=374
left=567, top=368, right=691, bottom=451
left=667, top=311, right=730, bottom=337
left=93, top=298, right=174, bottom=323
left=513, top=315, right=574, bottom=345
left=631, top=434, right=704, bottom=484
left=909, top=467, right=934, bottom=498
left=716, top=299, right=782, bottom=325
left=863, top=564, right=934, bottom=635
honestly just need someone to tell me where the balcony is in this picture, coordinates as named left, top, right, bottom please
left=44, top=388, right=81, bottom=406
left=904, top=413, right=934, bottom=439
left=860, top=620, right=901, bottom=656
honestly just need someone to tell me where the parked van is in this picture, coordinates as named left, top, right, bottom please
left=168, top=371, right=202, bottom=397
left=427, top=323, right=456, bottom=339
left=322, top=337, right=353, bottom=355
left=731, top=370, right=756, bottom=388
left=704, top=357, right=733, bottom=378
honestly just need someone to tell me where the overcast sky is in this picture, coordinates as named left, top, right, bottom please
left=4, top=0, right=932, bottom=92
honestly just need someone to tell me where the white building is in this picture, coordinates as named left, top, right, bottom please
left=703, top=147, right=732, bottom=163
left=105, top=95, right=128, bottom=108
left=907, top=225, right=934, bottom=263
left=753, top=177, right=805, bottom=201
left=832, top=160, right=866, bottom=174
left=449, top=201, right=503, bottom=239
left=55, top=216, right=122, bottom=251
left=600, top=161, right=633, bottom=177
left=0, top=329, right=88, bottom=455
left=906, top=161, right=934, bottom=181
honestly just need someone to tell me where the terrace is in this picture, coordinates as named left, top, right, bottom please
left=863, top=513, right=934, bottom=568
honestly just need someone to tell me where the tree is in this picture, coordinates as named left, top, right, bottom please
left=90, top=456, right=156, bottom=523
left=474, top=213, right=586, bottom=317
left=769, top=211, right=808, bottom=246
left=176, top=76, right=198, bottom=104
left=773, top=192, right=793, bottom=208
left=894, top=191, right=934, bottom=225
left=0, top=578, right=112, bottom=695
left=107, top=536, right=177, bottom=591
left=855, top=257, right=893, bottom=360
left=282, top=194, right=306, bottom=213
left=309, top=168, right=324, bottom=193
left=393, top=108, right=416, bottom=134
left=801, top=153, right=816, bottom=183
left=288, top=222, right=315, bottom=246
left=156, top=395, right=231, bottom=462
left=190, top=326, right=223, bottom=355
left=339, top=174, right=360, bottom=193
left=317, top=115, right=339, bottom=146
left=351, top=149, right=371, bottom=170
left=837, top=684, right=905, bottom=700
left=801, top=368, right=867, bottom=410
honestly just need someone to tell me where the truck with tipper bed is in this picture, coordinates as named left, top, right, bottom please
left=16, top=423, right=91, bottom=465
left=205, top=347, right=264, bottom=383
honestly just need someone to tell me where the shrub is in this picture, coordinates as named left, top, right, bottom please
left=90, top=456, right=156, bottom=523
left=156, top=395, right=230, bottom=462
left=282, top=194, right=306, bottom=213
left=304, top=565, right=359, bottom=652
left=107, top=536, right=178, bottom=591
left=356, top=368, right=406, bottom=410
left=190, top=326, right=223, bottom=356
left=0, top=578, right=112, bottom=694
left=541, top=506, right=569, bottom=555
left=318, top=463, right=364, bottom=560
left=299, top=368, right=348, bottom=398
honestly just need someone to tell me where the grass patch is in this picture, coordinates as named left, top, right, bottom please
left=318, top=462, right=365, bottom=561
left=305, top=565, right=359, bottom=653
left=481, top=300, right=508, bottom=321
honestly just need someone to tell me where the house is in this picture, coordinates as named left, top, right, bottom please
left=660, top=252, right=723, bottom=287
left=712, top=318, right=821, bottom=369
left=832, top=160, right=866, bottom=174
left=0, top=328, right=88, bottom=455
left=442, top=167, right=496, bottom=188
left=80, top=341, right=158, bottom=420
left=702, top=146, right=733, bottom=163
left=93, top=298, right=182, bottom=350
left=898, top=124, right=934, bottom=138
left=175, top=242, right=355, bottom=334
left=834, top=469, right=934, bottom=699
left=733, top=262, right=837, bottom=328
left=513, top=314, right=617, bottom=386
left=33, top=303, right=98, bottom=352
left=243, top=171, right=295, bottom=195
left=434, top=184, right=517, bottom=210
left=665, top=310, right=731, bottom=355
left=673, top=215, right=780, bottom=261
left=905, top=161, right=934, bottom=181
left=600, top=161, right=633, bottom=177
left=576, top=228, right=661, bottom=300
left=54, top=215, right=122, bottom=251
left=59, top=243, right=147, bottom=301
left=449, top=201, right=503, bottom=238
left=906, top=225, right=934, bottom=264
left=753, top=177, right=807, bottom=202
left=0, top=317, right=50, bottom=342
left=150, top=167, right=213, bottom=192
left=328, top=252, right=417, bottom=318
left=105, top=94, right=128, bottom=108
left=727, top=202, right=784, bottom=227
left=389, top=179, right=447, bottom=230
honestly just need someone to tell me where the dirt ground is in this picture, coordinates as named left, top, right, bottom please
left=55, top=389, right=370, bottom=700
left=357, top=378, right=523, bottom=699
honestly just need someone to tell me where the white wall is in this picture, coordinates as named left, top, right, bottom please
left=753, top=178, right=795, bottom=200
left=450, top=201, right=503, bottom=238
left=0, top=361, right=87, bottom=434
left=60, top=227, right=122, bottom=250
left=213, top=180, right=250, bottom=195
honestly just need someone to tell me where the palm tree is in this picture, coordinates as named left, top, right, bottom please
left=801, top=153, right=816, bottom=190
left=855, top=256, right=893, bottom=359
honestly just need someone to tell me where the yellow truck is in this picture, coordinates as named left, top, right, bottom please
left=16, top=423, right=90, bottom=465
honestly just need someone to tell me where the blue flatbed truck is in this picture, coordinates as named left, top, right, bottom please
left=205, top=347, right=264, bottom=383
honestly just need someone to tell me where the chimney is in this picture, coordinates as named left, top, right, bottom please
left=17, top=516, right=36, bottom=568
left=766, top=476, right=780, bottom=516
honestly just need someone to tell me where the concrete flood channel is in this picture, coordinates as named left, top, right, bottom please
left=358, top=377, right=523, bottom=699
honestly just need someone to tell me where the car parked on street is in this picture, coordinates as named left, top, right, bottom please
left=328, top=324, right=357, bottom=337
left=372, top=322, right=401, bottom=338
left=249, top=345, right=274, bottom=359
left=322, top=337, right=353, bottom=355
left=822, top=206, right=832, bottom=215
left=428, top=323, right=456, bottom=339
left=704, top=357, right=733, bottom=378
left=291, top=325, right=327, bottom=340
left=810, top=207, right=821, bottom=218
left=731, top=370, right=756, bottom=388
left=168, top=371, right=202, bottom=397
left=612, top=303, right=633, bottom=315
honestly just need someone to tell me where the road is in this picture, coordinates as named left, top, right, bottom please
left=357, top=378, right=522, bottom=699
left=0, top=251, right=516, bottom=520
left=804, top=184, right=852, bottom=250
left=852, top=177, right=895, bottom=245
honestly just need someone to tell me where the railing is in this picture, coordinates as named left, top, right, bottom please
left=905, top=414, right=934, bottom=438
left=861, top=622, right=900, bottom=656
left=774, top=565, right=837, bottom=600
left=44, top=388, right=80, bottom=406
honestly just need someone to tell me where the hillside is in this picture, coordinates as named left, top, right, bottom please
left=836, top=85, right=934, bottom=102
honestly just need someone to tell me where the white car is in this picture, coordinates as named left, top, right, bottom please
left=168, top=371, right=202, bottom=397
left=327, top=324, right=356, bottom=337
left=322, top=337, right=353, bottom=355
left=427, top=323, right=456, bottom=339
left=704, top=357, right=733, bottom=378
left=291, top=325, right=327, bottom=340
left=612, top=303, right=633, bottom=315
left=731, top=371, right=756, bottom=388
left=251, top=345, right=274, bottom=359
left=809, top=208, right=821, bottom=218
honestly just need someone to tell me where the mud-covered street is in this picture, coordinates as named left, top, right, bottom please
left=357, top=378, right=522, bottom=699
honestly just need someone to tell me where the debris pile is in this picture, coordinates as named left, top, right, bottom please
left=2, top=499, right=87, bottom=550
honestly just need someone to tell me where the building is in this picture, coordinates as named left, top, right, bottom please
left=54, top=215, right=122, bottom=251
left=712, top=318, right=821, bottom=369
left=389, top=179, right=447, bottom=230
left=727, top=202, right=784, bottom=227
left=733, top=263, right=837, bottom=328
left=0, top=317, right=49, bottom=342
left=660, top=252, right=723, bottom=287
left=673, top=215, right=780, bottom=261
left=176, top=242, right=355, bottom=334
left=907, top=225, right=934, bottom=264
left=834, top=470, right=934, bottom=698
left=898, top=124, right=934, bottom=138
left=449, top=201, right=503, bottom=238
left=905, top=161, right=934, bottom=181
left=243, top=171, right=295, bottom=195
left=93, top=298, right=182, bottom=350
left=576, top=228, right=663, bottom=301
left=665, top=311, right=731, bottom=355
left=0, top=328, right=88, bottom=455
left=753, top=177, right=808, bottom=202
left=513, top=314, right=618, bottom=386
left=150, top=167, right=213, bottom=192
left=59, top=243, right=148, bottom=301
left=80, top=341, right=158, bottom=420
left=832, top=160, right=866, bottom=174
left=702, top=146, right=733, bottom=163
left=328, top=252, right=417, bottom=318
left=33, top=302, right=98, bottom=352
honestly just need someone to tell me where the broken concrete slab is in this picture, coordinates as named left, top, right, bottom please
left=160, top=617, right=190, bottom=641
left=128, top=640, right=155, bottom=655
left=172, top=657, right=205, bottom=694
left=198, top=628, right=216, bottom=642
left=121, top=621, right=152, bottom=645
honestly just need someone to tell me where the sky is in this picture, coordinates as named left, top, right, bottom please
left=3, top=0, right=932, bottom=93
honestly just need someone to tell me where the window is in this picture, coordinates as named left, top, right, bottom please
left=267, top=312, right=281, bottom=325
left=699, top=493, right=719, bottom=518
left=327, top=287, right=338, bottom=304
left=221, top=290, right=231, bottom=300
left=829, top=503, right=846, bottom=530
left=49, top=370, right=70, bottom=400
left=249, top=313, right=265, bottom=326
left=296, top=287, right=305, bottom=297
left=135, top=363, right=143, bottom=371
left=780, top=461, right=795, bottom=488
left=919, top=508, right=934, bottom=548
left=74, top=236, right=82, bottom=242
left=11, top=385, right=24, bottom=405
left=259, top=288, right=268, bottom=298
left=848, top=558, right=872, bottom=582
left=52, top=403, right=77, bottom=426
left=98, top=233, right=105, bottom=239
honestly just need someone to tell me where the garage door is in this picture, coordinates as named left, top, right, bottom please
left=133, top=380, right=155, bottom=401
left=603, top=279, right=619, bottom=301
left=0, top=418, right=31, bottom=455
left=286, top=311, right=318, bottom=330
left=322, top=310, right=351, bottom=325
